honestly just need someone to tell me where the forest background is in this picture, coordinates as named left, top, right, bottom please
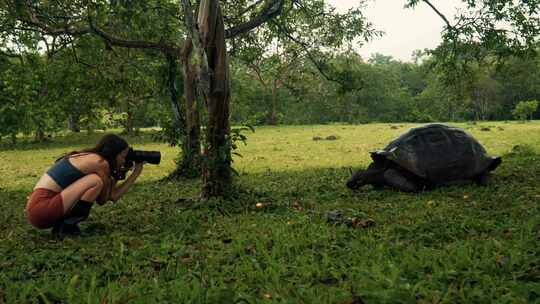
left=1, top=0, right=539, bottom=146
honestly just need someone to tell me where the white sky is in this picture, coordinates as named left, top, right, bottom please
left=328, top=0, right=464, bottom=62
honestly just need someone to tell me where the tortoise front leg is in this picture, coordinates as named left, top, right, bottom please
left=474, top=172, right=492, bottom=186
left=383, top=169, right=419, bottom=192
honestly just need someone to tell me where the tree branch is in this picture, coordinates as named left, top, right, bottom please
left=88, top=17, right=180, bottom=54
left=235, top=0, right=266, bottom=18
left=0, top=49, right=22, bottom=59
left=16, top=1, right=183, bottom=56
left=70, top=45, right=99, bottom=69
left=421, top=0, right=452, bottom=28
left=18, top=0, right=90, bottom=36
left=44, top=36, right=74, bottom=60
left=247, top=61, right=268, bottom=88
left=224, top=0, right=284, bottom=39
left=270, top=20, right=345, bottom=87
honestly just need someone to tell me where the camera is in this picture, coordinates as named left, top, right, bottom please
left=126, top=148, right=161, bottom=165
left=113, top=148, right=161, bottom=180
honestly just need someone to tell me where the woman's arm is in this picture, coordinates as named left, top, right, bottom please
left=108, top=163, right=143, bottom=202
left=95, top=163, right=113, bottom=205
left=96, top=176, right=112, bottom=205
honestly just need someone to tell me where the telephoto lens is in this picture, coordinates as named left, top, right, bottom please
left=126, top=148, right=161, bottom=164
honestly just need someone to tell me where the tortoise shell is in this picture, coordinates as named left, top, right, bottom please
left=371, top=124, right=501, bottom=184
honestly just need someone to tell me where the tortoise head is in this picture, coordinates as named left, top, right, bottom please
left=346, top=162, right=386, bottom=190
left=346, top=169, right=369, bottom=189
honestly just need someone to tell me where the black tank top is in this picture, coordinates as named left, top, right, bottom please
left=46, top=158, right=85, bottom=189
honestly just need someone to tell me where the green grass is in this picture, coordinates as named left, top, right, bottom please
left=1, top=122, right=540, bottom=303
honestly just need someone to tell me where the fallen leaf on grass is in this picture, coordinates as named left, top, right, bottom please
left=348, top=218, right=376, bottom=228
left=180, top=255, right=192, bottom=264
left=263, top=293, right=273, bottom=299
left=127, top=239, right=145, bottom=248
left=496, top=255, right=510, bottom=267
left=398, top=218, right=411, bottom=225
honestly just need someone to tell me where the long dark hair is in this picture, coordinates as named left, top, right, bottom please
left=60, top=134, right=129, bottom=175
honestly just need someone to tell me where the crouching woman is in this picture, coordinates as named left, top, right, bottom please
left=25, top=134, right=143, bottom=235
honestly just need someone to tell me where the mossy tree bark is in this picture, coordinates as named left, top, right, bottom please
left=182, top=0, right=232, bottom=198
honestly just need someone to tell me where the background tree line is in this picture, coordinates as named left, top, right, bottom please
left=231, top=49, right=540, bottom=125
left=2, top=43, right=539, bottom=144
left=0, top=35, right=168, bottom=143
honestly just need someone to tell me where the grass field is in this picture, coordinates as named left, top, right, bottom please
left=1, top=121, right=539, bottom=303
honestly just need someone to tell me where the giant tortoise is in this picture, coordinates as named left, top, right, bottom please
left=346, top=124, right=502, bottom=192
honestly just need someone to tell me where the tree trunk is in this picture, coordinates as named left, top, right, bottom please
left=165, top=54, right=185, bottom=128
left=34, top=127, right=46, bottom=142
left=168, top=43, right=202, bottom=179
left=269, top=79, right=278, bottom=125
left=198, top=1, right=232, bottom=198
left=68, top=114, right=81, bottom=132
left=182, top=41, right=202, bottom=176
left=125, top=104, right=134, bottom=134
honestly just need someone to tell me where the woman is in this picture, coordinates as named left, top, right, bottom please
left=26, top=134, right=144, bottom=235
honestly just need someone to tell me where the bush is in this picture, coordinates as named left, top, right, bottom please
left=512, top=100, right=538, bottom=121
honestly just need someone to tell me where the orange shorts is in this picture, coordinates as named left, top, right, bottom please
left=26, top=188, right=65, bottom=229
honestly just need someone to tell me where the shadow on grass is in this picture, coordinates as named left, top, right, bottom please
left=2, top=146, right=538, bottom=243
left=143, top=146, right=540, bottom=247
left=98, top=143, right=540, bottom=220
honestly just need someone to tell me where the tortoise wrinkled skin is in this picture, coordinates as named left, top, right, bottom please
left=347, top=124, right=502, bottom=192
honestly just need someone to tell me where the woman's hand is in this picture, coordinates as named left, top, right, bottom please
left=132, top=162, right=144, bottom=177
left=100, top=162, right=143, bottom=203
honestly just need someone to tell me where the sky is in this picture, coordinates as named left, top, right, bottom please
left=328, top=0, right=464, bottom=62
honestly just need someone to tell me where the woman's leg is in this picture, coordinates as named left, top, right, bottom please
left=59, top=174, right=103, bottom=214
